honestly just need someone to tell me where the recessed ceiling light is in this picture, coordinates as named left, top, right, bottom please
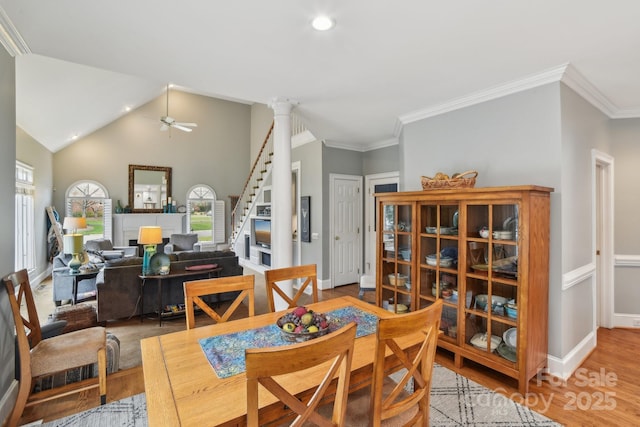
left=124, top=106, right=131, bottom=112
left=312, top=15, right=335, bottom=31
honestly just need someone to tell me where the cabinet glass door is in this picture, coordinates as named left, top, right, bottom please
left=380, top=202, right=412, bottom=313
left=418, top=202, right=459, bottom=340
left=463, top=202, right=519, bottom=365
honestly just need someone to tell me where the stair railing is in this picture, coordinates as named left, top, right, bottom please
left=230, top=121, right=274, bottom=245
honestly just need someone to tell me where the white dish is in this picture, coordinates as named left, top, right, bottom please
left=470, top=332, right=501, bottom=352
left=503, top=328, right=517, bottom=348
left=425, top=255, right=454, bottom=267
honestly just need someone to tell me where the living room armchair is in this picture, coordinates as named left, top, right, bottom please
left=164, top=233, right=199, bottom=254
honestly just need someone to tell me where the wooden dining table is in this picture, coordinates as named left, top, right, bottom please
left=140, top=295, right=424, bottom=426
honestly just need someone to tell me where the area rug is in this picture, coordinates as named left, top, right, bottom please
left=40, top=365, right=561, bottom=426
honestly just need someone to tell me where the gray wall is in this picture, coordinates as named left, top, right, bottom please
left=250, top=103, right=273, bottom=162
left=0, top=47, right=16, bottom=426
left=292, top=141, right=324, bottom=271
left=558, top=83, right=611, bottom=355
left=53, top=90, right=251, bottom=236
left=401, top=83, right=565, bottom=356
left=16, top=127, right=53, bottom=280
left=363, top=145, right=399, bottom=176
left=610, top=118, right=640, bottom=314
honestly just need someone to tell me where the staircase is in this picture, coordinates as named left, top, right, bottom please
left=229, top=122, right=274, bottom=248
left=229, top=114, right=314, bottom=253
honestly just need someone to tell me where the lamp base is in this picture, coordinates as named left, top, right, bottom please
left=68, top=254, right=82, bottom=274
left=141, top=244, right=157, bottom=276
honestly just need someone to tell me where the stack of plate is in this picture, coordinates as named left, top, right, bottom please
left=497, top=328, right=517, bottom=362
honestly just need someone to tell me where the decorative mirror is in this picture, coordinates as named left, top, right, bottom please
left=128, top=165, right=172, bottom=213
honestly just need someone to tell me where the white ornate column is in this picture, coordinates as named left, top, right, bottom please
left=269, top=98, right=295, bottom=310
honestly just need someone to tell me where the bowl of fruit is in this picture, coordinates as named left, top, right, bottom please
left=276, top=306, right=330, bottom=342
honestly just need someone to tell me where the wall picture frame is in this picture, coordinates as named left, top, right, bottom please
left=301, top=196, right=311, bottom=242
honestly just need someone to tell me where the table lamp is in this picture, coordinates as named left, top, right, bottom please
left=138, top=226, right=162, bottom=276
left=63, top=217, right=87, bottom=274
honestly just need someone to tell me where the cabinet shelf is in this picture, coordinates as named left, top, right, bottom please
left=375, top=185, right=552, bottom=394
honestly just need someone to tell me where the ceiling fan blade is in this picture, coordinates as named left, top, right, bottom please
left=174, top=122, right=197, bottom=127
left=172, top=124, right=193, bottom=132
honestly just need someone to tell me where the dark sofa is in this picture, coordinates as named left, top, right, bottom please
left=95, top=250, right=243, bottom=322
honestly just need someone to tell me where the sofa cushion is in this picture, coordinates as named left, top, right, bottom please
left=101, top=250, right=125, bottom=260
left=105, top=257, right=143, bottom=267
left=85, top=239, right=115, bottom=252
left=177, top=250, right=235, bottom=261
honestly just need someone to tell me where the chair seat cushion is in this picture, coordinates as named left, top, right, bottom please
left=30, top=326, right=106, bottom=377
left=32, top=333, right=120, bottom=392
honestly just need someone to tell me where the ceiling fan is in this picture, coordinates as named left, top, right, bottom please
left=159, top=84, right=197, bottom=133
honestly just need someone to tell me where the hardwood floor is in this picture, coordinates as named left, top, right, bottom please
left=19, top=281, right=640, bottom=426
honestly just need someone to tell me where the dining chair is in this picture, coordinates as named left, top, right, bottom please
left=264, top=264, right=318, bottom=312
left=183, top=274, right=255, bottom=329
left=3, top=269, right=107, bottom=427
left=245, top=322, right=357, bottom=427
left=341, top=300, right=443, bottom=426
left=373, top=299, right=443, bottom=426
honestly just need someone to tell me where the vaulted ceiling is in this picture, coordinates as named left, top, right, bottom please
left=2, top=1, right=640, bottom=153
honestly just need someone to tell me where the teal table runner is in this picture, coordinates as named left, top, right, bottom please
left=199, top=306, right=378, bottom=379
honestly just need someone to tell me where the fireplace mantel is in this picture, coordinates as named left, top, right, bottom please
left=112, top=213, right=186, bottom=247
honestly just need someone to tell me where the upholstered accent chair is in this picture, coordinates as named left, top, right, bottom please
left=164, top=233, right=199, bottom=254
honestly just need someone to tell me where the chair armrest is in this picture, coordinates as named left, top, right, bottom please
left=113, top=246, right=138, bottom=257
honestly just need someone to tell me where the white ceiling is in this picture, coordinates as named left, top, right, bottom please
left=2, top=1, right=640, bottom=153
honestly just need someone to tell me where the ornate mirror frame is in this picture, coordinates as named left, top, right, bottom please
left=128, top=164, right=172, bottom=213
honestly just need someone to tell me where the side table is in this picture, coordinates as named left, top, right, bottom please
left=59, top=269, right=100, bottom=305
left=138, top=267, right=223, bottom=326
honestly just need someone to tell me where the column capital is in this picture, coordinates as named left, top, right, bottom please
left=269, top=97, right=299, bottom=115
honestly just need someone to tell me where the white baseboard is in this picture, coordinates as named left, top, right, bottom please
left=546, top=331, right=596, bottom=380
left=612, top=313, right=640, bottom=328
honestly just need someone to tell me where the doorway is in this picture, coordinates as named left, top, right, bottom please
left=364, top=172, right=399, bottom=279
left=330, top=174, right=362, bottom=287
left=592, top=149, right=614, bottom=329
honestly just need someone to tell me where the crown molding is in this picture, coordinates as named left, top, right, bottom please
left=398, top=64, right=568, bottom=127
left=0, top=6, right=30, bottom=56
left=560, top=64, right=618, bottom=117
left=324, top=136, right=398, bottom=152
left=395, top=63, right=640, bottom=138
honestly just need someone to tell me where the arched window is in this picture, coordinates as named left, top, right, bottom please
left=65, top=180, right=112, bottom=242
left=186, top=185, right=225, bottom=244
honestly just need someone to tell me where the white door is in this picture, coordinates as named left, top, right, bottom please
left=331, top=174, right=362, bottom=287
left=364, top=173, right=399, bottom=278
left=593, top=151, right=614, bottom=329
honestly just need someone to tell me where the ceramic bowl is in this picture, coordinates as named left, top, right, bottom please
left=479, top=227, right=490, bottom=238
left=388, top=274, right=407, bottom=287
left=505, top=303, right=518, bottom=319
left=426, top=255, right=454, bottom=267
left=400, top=249, right=411, bottom=261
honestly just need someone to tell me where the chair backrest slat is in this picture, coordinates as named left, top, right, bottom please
left=246, top=322, right=357, bottom=426
left=183, top=275, right=255, bottom=329
left=264, top=264, right=318, bottom=312
left=371, top=299, right=443, bottom=426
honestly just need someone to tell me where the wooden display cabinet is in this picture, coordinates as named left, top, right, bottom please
left=376, top=185, right=552, bottom=393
